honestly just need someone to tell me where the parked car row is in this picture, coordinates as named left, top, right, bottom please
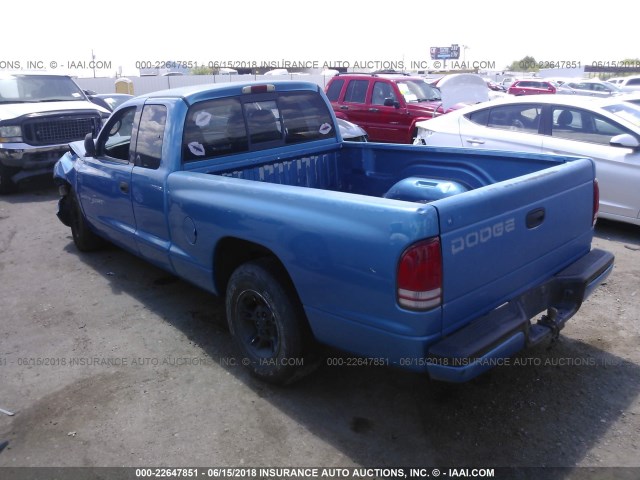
left=320, top=71, right=640, bottom=228
left=413, top=94, right=640, bottom=226
left=324, top=72, right=496, bottom=143
left=565, top=80, right=622, bottom=97
left=6, top=73, right=637, bottom=230
left=609, top=75, right=640, bottom=91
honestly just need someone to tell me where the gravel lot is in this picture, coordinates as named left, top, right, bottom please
left=0, top=180, right=639, bottom=478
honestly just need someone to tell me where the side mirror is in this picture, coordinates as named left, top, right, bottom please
left=84, top=132, right=96, bottom=157
left=383, top=98, right=400, bottom=108
left=610, top=133, right=640, bottom=149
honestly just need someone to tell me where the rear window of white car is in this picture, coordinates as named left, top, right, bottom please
left=603, top=103, right=640, bottom=127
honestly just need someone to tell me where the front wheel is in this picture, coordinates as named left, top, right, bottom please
left=69, top=191, right=105, bottom=252
left=226, top=258, right=312, bottom=384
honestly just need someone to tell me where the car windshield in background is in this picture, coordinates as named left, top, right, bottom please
left=396, top=80, right=441, bottom=102
left=603, top=103, right=640, bottom=127
left=100, top=96, right=129, bottom=110
left=0, top=74, right=86, bottom=103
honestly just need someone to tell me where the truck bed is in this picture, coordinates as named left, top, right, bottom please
left=196, top=141, right=569, bottom=199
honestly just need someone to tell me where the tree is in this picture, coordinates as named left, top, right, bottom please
left=507, top=56, right=538, bottom=72
left=191, top=65, right=214, bottom=75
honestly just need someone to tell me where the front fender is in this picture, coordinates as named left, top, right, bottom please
left=53, top=149, right=78, bottom=186
left=53, top=145, right=81, bottom=227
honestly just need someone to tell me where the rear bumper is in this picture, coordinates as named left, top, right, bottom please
left=426, top=248, right=614, bottom=382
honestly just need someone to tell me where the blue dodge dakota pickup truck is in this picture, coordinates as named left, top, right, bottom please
left=54, top=80, right=614, bottom=384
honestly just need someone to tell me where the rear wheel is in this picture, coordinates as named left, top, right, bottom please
left=226, top=258, right=312, bottom=384
left=69, top=191, right=105, bottom=251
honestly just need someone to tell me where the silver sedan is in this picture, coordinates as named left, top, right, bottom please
left=564, top=80, right=622, bottom=98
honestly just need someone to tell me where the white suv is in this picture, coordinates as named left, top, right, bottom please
left=617, top=76, right=640, bottom=92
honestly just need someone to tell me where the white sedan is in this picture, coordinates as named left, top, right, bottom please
left=414, top=95, right=640, bottom=226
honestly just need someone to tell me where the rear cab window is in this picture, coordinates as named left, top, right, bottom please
left=182, top=91, right=336, bottom=163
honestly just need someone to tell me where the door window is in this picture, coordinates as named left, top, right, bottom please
left=99, top=107, right=137, bottom=161
left=135, top=105, right=167, bottom=169
left=486, top=105, right=541, bottom=133
left=551, top=107, right=627, bottom=145
left=371, top=81, right=397, bottom=105
left=343, top=80, right=369, bottom=103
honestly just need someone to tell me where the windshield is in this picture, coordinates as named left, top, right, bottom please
left=603, top=102, right=640, bottom=127
left=100, top=96, right=130, bottom=110
left=396, top=80, right=441, bottom=102
left=0, top=75, right=86, bottom=103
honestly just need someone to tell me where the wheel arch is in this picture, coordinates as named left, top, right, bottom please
left=213, top=237, right=299, bottom=301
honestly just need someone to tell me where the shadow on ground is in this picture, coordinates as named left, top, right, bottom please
left=53, top=226, right=640, bottom=477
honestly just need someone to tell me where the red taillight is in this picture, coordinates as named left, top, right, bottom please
left=593, top=178, right=600, bottom=226
left=397, top=238, right=442, bottom=311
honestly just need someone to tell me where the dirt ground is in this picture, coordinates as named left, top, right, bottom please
left=0, top=180, right=639, bottom=478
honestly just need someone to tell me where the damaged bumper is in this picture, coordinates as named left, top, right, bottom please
left=0, top=142, right=70, bottom=183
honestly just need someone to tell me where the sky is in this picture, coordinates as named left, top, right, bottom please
left=2, top=1, right=637, bottom=78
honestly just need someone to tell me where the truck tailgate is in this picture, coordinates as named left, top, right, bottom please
left=434, top=157, right=596, bottom=336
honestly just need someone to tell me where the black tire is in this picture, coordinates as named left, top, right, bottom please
left=69, top=191, right=105, bottom=252
left=226, top=258, right=312, bottom=385
left=0, top=165, right=19, bottom=194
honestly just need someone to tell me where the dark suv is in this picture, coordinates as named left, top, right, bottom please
left=325, top=72, right=448, bottom=143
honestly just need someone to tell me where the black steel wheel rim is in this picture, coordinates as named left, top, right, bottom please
left=235, top=289, right=280, bottom=358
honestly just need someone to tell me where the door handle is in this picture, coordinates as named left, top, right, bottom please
left=466, top=138, right=485, bottom=145
left=119, top=181, right=129, bottom=193
left=369, top=108, right=379, bottom=112
left=339, top=105, right=349, bottom=110
left=526, top=207, right=546, bottom=229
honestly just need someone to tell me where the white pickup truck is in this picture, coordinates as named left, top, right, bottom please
left=0, top=73, right=108, bottom=192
